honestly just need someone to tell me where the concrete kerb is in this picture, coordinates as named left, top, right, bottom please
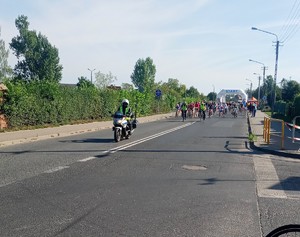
left=247, top=112, right=300, bottom=159
left=0, top=112, right=174, bottom=147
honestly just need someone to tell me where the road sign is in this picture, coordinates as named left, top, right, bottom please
left=156, top=89, right=162, bottom=97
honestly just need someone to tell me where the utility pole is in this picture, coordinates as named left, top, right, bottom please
left=251, top=27, right=281, bottom=116
left=88, top=68, right=96, bottom=83
left=262, top=65, right=267, bottom=97
left=246, top=79, right=253, bottom=98
left=258, top=76, right=261, bottom=106
left=272, top=40, right=279, bottom=115
left=253, top=73, right=261, bottom=107
left=249, top=59, right=268, bottom=100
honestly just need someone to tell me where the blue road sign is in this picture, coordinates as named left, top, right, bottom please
left=156, top=89, right=162, bottom=97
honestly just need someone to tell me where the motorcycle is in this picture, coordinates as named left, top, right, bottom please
left=112, top=112, right=137, bottom=142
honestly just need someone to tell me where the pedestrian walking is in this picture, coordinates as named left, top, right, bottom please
left=252, top=102, right=257, bottom=117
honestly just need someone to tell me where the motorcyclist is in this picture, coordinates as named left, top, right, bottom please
left=118, top=99, right=133, bottom=133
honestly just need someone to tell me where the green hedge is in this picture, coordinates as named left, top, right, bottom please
left=1, top=80, right=175, bottom=129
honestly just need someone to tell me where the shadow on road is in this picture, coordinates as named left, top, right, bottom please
left=270, top=176, right=300, bottom=192
left=190, top=176, right=300, bottom=193
left=60, top=138, right=114, bottom=144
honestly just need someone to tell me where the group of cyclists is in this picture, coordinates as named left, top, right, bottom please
left=175, top=101, right=246, bottom=121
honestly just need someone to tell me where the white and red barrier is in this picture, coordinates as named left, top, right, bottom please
left=285, top=116, right=300, bottom=143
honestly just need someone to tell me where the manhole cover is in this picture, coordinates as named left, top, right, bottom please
left=182, top=165, right=207, bottom=171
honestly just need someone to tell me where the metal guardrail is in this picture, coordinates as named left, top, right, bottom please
left=263, top=117, right=285, bottom=150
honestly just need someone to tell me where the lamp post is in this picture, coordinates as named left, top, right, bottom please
left=253, top=73, right=261, bottom=108
left=249, top=59, right=267, bottom=99
left=251, top=27, right=279, bottom=116
left=246, top=79, right=253, bottom=98
left=87, top=68, right=96, bottom=83
left=212, top=84, right=215, bottom=101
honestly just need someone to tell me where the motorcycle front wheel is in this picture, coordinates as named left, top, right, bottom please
left=114, top=129, right=121, bottom=142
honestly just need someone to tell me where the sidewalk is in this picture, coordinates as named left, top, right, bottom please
left=0, top=113, right=174, bottom=147
left=248, top=110, right=300, bottom=159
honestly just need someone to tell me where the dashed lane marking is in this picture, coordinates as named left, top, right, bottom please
left=43, top=166, right=70, bottom=174
left=78, top=156, right=96, bottom=162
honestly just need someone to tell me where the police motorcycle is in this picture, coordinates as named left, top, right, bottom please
left=111, top=100, right=138, bottom=142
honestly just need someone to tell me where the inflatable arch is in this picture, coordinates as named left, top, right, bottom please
left=217, top=89, right=248, bottom=103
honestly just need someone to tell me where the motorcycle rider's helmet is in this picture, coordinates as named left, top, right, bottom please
left=122, top=99, right=129, bottom=107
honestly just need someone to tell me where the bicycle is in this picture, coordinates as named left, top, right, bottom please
left=266, top=224, right=300, bottom=237
left=208, top=109, right=213, bottom=118
left=182, top=110, right=187, bottom=122
left=198, top=110, right=205, bottom=121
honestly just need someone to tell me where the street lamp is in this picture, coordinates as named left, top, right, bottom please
left=249, top=59, right=267, bottom=99
left=251, top=27, right=280, bottom=116
left=246, top=78, right=253, bottom=98
left=212, top=84, right=215, bottom=101
left=88, top=68, right=96, bottom=83
left=253, top=73, right=261, bottom=107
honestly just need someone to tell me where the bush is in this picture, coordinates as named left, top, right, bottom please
left=294, top=94, right=300, bottom=117
left=1, top=80, right=175, bottom=129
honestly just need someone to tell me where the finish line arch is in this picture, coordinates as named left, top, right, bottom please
left=217, top=89, right=248, bottom=103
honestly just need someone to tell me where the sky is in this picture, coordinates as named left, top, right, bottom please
left=1, top=0, right=300, bottom=95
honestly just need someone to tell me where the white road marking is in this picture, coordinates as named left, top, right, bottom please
left=78, top=122, right=195, bottom=160
left=0, top=181, right=15, bottom=188
left=253, top=155, right=287, bottom=199
left=104, top=122, right=194, bottom=154
left=78, top=156, right=96, bottom=162
left=44, top=166, right=70, bottom=174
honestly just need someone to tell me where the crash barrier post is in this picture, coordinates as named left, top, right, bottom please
left=292, top=116, right=300, bottom=144
left=263, top=117, right=285, bottom=150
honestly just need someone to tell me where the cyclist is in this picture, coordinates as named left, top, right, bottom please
left=181, top=102, right=187, bottom=121
left=200, top=102, right=206, bottom=121
left=208, top=102, right=213, bottom=118
left=219, top=104, right=224, bottom=117
left=194, top=101, right=200, bottom=118
left=188, top=102, right=194, bottom=118
left=175, top=102, right=180, bottom=117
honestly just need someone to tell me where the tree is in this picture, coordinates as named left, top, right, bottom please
left=0, top=28, right=11, bottom=81
left=10, top=15, right=63, bottom=82
left=166, top=78, right=180, bottom=91
left=186, top=86, right=200, bottom=98
left=77, top=76, right=94, bottom=88
left=262, top=75, right=274, bottom=105
left=94, top=70, right=117, bottom=89
left=179, top=84, right=187, bottom=98
left=207, top=92, right=217, bottom=101
left=294, top=94, right=300, bottom=116
left=281, top=79, right=300, bottom=102
left=131, top=57, right=156, bottom=92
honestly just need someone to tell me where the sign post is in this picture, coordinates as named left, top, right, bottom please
left=155, top=89, right=162, bottom=113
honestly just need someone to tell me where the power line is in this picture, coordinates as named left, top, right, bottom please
left=279, top=0, right=300, bottom=42
left=279, top=0, right=299, bottom=38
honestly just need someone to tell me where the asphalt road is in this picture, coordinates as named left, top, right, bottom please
left=0, top=114, right=300, bottom=237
